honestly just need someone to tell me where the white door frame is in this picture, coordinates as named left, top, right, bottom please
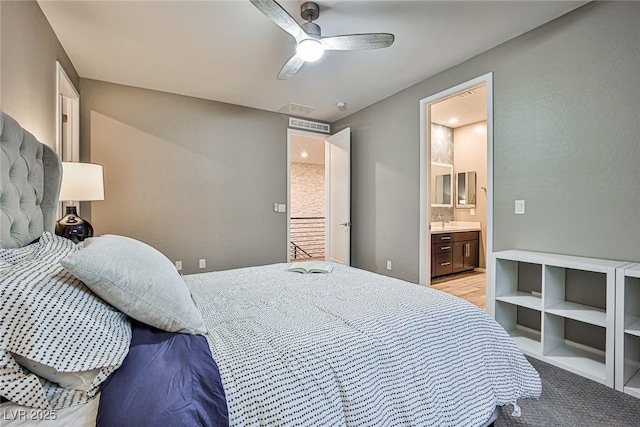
left=55, top=61, right=80, bottom=160
left=55, top=61, right=81, bottom=218
left=418, top=73, right=494, bottom=291
left=286, top=128, right=329, bottom=262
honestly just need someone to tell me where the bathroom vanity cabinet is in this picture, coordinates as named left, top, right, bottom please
left=452, top=232, right=479, bottom=274
left=431, top=230, right=479, bottom=278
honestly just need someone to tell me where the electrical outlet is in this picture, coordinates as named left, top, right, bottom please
left=199, top=259, right=206, bottom=269
left=515, top=200, right=525, bottom=215
left=470, top=208, right=475, bottom=216
left=175, top=261, right=182, bottom=271
left=273, top=203, right=279, bottom=212
left=386, top=260, right=392, bottom=271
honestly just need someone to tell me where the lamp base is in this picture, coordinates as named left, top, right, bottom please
left=55, top=206, right=94, bottom=243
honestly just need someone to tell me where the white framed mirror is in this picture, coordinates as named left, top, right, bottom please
left=456, top=171, right=476, bottom=208
left=431, top=163, right=453, bottom=207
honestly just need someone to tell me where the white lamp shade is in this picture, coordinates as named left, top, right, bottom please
left=59, top=162, right=105, bottom=202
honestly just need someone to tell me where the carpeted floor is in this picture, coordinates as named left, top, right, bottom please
left=495, top=357, right=640, bottom=426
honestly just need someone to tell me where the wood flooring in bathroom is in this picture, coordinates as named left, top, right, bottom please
left=430, top=271, right=486, bottom=310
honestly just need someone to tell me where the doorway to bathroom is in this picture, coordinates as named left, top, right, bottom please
left=419, top=74, right=493, bottom=310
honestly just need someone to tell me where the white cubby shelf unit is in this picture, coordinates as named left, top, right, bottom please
left=492, top=250, right=627, bottom=388
left=616, top=263, right=640, bottom=398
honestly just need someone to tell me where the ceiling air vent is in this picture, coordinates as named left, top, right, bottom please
left=279, top=103, right=315, bottom=115
left=289, top=117, right=330, bottom=134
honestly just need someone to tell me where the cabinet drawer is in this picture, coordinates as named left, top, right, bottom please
left=433, top=253, right=453, bottom=276
left=432, top=243, right=452, bottom=254
left=452, top=231, right=479, bottom=242
left=431, top=233, right=453, bottom=244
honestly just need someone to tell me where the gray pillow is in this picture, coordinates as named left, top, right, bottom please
left=61, top=235, right=205, bottom=335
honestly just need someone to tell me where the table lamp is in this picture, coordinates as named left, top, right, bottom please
left=55, top=162, right=105, bottom=243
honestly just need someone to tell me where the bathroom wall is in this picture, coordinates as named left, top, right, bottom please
left=430, top=123, right=454, bottom=222
left=454, top=121, right=488, bottom=268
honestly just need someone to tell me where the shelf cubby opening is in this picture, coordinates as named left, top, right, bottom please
left=624, top=276, right=640, bottom=336
left=543, top=313, right=606, bottom=384
left=623, top=334, right=640, bottom=398
left=495, top=301, right=541, bottom=356
left=495, top=259, right=542, bottom=309
left=544, top=266, right=607, bottom=327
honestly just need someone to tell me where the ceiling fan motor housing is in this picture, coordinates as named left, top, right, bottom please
left=301, top=21, right=321, bottom=37
left=300, top=2, right=320, bottom=21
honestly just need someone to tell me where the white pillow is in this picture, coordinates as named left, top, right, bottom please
left=11, top=354, right=101, bottom=392
left=61, top=235, right=206, bottom=335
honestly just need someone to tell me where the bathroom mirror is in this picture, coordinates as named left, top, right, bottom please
left=431, top=163, right=453, bottom=207
left=456, top=171, right=477, bottom=208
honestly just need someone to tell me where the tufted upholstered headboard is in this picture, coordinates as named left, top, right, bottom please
left=0, top=112, right=62, bottom=248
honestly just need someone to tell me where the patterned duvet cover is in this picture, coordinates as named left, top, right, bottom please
left=186, top=263, right=541, bottom=426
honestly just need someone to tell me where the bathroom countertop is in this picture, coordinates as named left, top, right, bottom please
left=430, top=221, right=481, bottom=234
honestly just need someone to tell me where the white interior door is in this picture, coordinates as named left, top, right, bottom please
left=325, top=128, right=351, bottom=265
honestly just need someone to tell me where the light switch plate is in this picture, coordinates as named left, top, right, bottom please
left=199, top=259, right=206, bottom=269
left=278, top=204, right=287, bottom=213
left=175, top=261, right=182, bottom=271
left=386, top=260, right=392, bottom=271
left=470, top=208, right=475, bottom=216
left=515, top=200, right=525, bottom=214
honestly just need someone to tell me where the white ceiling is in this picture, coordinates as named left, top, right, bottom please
left=291, top=134, right=325, bottom=165
left=431, top=84, right=487, bottom=128
left=38, top=1, right=586, bottom=123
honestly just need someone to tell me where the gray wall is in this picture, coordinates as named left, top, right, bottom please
left=335, top=1, right=640, bottom=283
left=80, top=79, right=289, bottom=274
left=0, top=0, right=79, bottom=148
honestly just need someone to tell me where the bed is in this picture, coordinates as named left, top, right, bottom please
left=0, top=111, right=541, bottom=426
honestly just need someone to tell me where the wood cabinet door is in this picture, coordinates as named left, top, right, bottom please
left=466, top=240, right=479, bottom=268
left=452, top=241, right=466, bottom=273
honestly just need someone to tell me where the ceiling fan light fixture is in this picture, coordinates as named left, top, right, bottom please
left=297, top=39, right=325, bottom=62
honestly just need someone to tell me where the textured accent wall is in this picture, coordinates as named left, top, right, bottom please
left=0, top=1, right=79, bottom=148
left=431, top=123, right=454, bottom=165
left=430, top=123, right=455, bottom=222
left=289, top=162, right=326, bottom=260
left=290, top=162, right=325, bottom=217
left=334, top=2, right=640, bottom=282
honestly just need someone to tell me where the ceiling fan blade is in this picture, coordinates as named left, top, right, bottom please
left=321, top=33, right=395, bottom=51
left=277, top=55, right=305, bottom=80
left=250, top=0, right=306, bottom=42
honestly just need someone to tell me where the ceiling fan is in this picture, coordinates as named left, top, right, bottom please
left=250, top=0, right=395, bottom=80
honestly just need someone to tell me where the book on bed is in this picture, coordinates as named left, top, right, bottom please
left=286, top=261, right=334, bottom=274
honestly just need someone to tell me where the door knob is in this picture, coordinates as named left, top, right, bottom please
left=340, top=222, right=351, bottom=227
